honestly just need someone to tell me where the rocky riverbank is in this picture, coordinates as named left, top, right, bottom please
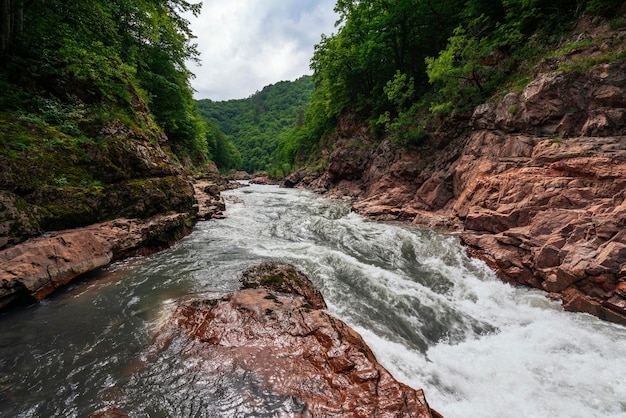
left=284, top=19, right=626, bottom=325
left=0, top=173, right=231, bottom=309
left=0, top=171, right=227, bottom=310
left=0, top=106, right=237, bottom=309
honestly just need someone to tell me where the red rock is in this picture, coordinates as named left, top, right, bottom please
left=86, top=408, right=131, bottom=418
left=604, top=295, right=626, bottom=313
left=542, top=273, right=572, bottom=293
left=535, top=244, right=562, bottom=269
left=595, top=242, right=626, bottom=271
left=0, top=213, right=194, bottom=308
left=562, top=288, right=603, bottom=317
left=239, top=262, right=327, bottom=310
left=156, top=263, right=441, bottom=417
left=192, top=177, right=226, bottom=220
left=279, top=49, right=626, bottom=325
left=591, top=84, right=626, bottom=108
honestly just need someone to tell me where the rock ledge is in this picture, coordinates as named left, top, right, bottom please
left=0, top=213, right=194, bottom=309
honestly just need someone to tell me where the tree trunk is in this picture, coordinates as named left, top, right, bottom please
left=471, top=70, right=484, bottom=93
left=15, top=0, right=23, bottom=36
left=1, top=0, right=11, bottom=54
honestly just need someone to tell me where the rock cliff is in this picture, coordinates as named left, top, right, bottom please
left=285, top=22, right=626, bottom=325
left=456, top=62, right=626, bottom=324
left=150, top=262, right=441, bottom=417
left=0, top=118, right=199, bottom=249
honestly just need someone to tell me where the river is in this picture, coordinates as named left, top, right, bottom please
left=1, top=184, right=625, bottom=417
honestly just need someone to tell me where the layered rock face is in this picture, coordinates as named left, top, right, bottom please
left=0, top=172, right=230, bottom=309
left=286, top=61, right=626, bottom=324
left=155, top=262, right=441, bottom=417
left=0, top=213, right=194, bottom=308
left=455, top=63, right=626, bottom=324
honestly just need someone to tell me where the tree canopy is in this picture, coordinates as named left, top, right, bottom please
left=301, top=0, right=625, bottom=149
left=0, top=0, right=239, bottom=170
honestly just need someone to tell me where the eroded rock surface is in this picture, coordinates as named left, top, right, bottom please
left=446, top=63, right=626, bottom=325
left=154, top=262, right=441, bottom=417
left=191, top=162, right=234, bottom=220
left=0, top=213, right=194, bottom=308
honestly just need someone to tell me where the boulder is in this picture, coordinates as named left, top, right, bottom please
left=151, top=262, right=442, bottom=417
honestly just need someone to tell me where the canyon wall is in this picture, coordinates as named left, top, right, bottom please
left=286, top=59, right=626, bottom=325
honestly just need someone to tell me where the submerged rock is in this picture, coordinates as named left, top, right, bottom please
left=153, top=262, right=442, bottom=417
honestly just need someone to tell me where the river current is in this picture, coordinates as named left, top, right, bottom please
left=1, top=184, right=625, bottom=417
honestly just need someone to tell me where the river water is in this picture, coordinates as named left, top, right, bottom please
left=1, top=184, right=625, bottom=417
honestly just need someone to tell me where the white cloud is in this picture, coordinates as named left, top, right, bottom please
left=186, top=0, right=337, bottom=101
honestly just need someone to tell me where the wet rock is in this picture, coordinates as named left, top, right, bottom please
left=230, top=170, right=252, bottom=180
left=283, top=167, right=310, bottom=188
left=192, top=178, right=226, bottom=220
left=86, top=408, right=131, bottom=418
left=249, top=174, right=281, bottom=185
left=0, top=213, right=194, bottom=309
left=156, top=262, right=441, bottom=417
left=190, top=162, right=239, bottom=220
left=240, top=262, right=327, bottom=310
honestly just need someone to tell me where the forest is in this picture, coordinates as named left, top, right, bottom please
left=264, top=0, right=626, bottom=172
left=196, top=76, right=313, bottom=174
left=1, top=0, right=624, bottom=179
left=0, top=0, right=240, bottom=171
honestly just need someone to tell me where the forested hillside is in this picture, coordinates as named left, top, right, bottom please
left=0, top=0, right=240, bottom=245
left=280, top=0, right=626, bottom=165
left=196, top=76, right=314, bottom=174
left=0, top=0, right=239, bottom=171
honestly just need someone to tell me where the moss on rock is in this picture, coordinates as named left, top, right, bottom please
left=240, top=262, right=327, bottom=310
left=0, top=113, right=196, bottom=246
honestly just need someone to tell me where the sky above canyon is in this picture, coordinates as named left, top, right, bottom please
left=186, top=0, right=338, bottom=101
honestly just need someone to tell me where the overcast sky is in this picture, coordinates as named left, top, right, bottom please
left=186, top=0, right=338, bottom=101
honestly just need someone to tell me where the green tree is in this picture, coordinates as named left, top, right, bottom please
left=310, top=0, right=468, bottom=122
left=425, top=23, right=499, bottom=113
left=1, top=0, right=214, bottom=168
left=297, top=0, right=625, bottom=157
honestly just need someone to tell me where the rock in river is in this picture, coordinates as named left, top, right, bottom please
left=151, top=262, right=442, bottom=417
